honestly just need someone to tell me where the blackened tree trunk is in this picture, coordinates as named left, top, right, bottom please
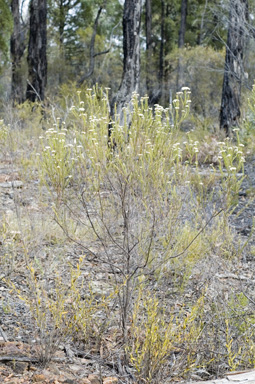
left=111, top=0, right=142, bottom=126
left=176, top=0, right=187, bottom=91
left=159, top=0, right=165, bottom=103
left=26, top=0, right=47, bottom=102
left=220, top=0, right=248, bottom=135
left=58, top=0, right=65, bottom=84
left=11, top=0, right=26, bottom=104
left=145, top=0, right=152, bottom=99
left=178, top=0, right=187, bottom=48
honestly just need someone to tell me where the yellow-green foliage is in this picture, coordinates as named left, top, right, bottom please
left=15, top=101, right=45, bottom=130
left=9, top=255, right=112, bottom=365
left=217, top=133, right=245, bottom=207
left=207, top=293, right=255, bottom=372
left=242, top=83, right=255, bottom=151
left=38, top=87, right=245, bottom=213
left=38, top=123, right=75, bottom=201
left=0, top=216, right=18, bottom=279
left=0, top=119, right=9, bottom=145
left=129, top=290, right=175, bottom=383
left=128, top=287, right=205, bottom=383
left=68, top=257, right=114, bottom=349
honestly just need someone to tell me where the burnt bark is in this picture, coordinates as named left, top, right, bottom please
left=11, top=0, right=26, bottom=104
left=220, top=0, right=248, bottom=135
left=159, top=0, right=165, bottom=102
left=178, top=0, right=187, bottom=48
left=145, top=0, right=152, bottom=99
left=176, top=0, right=187, bottom=91
left=58, top=0, right=65, bottom=84
left=111, top=0, right=142, bottom=127
left=26, top=0, right=47, bottom=102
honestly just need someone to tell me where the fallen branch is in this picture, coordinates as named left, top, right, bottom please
left=0, top=355, right=66, bottom=363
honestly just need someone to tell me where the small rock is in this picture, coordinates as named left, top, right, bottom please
left=88, top=374, right=101, bottom=384
left=190, top=373, right=204, bottom=380
left=62, top=380, right=92, bottom=384
left=33, top=373, right=47, bottom=382
left=48, top=364, right=61, bottom=376
left=103, top=377, right=118, bottom=384
left=5, top=379, right=20, bottom=384
left=69, top=363, right=84, bottom=373
left=79, top=358, right=92, bottom=365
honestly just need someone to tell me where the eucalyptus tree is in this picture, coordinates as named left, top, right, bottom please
left=145, top=0, right=153, bottom=99
left=11, top=0, right=26, bottom=103
left=220, top=0, right=249, bottom=134
left=111, top=0, right=142, bottom=126
left=176, top=0, right=187, bottom=90
left=26, top=0, right=47, bottom=102
left=159, top=0, right=165, bottom=101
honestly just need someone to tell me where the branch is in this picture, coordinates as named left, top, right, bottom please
left=78, top=6, right=103, bottom=85
left=93, top=48, right=110, bottom=57
left=0, top=326, right=8, bottom=342
left=26, top=79, right=42, bottom=102
left=144, top=208, right=224, bottom=278
left=78, top=12, right=121, bottom=86
left=0, top=355, right=66, bottom=363
left=54, top=202, right=125, bottom=276
left=165, top=208, right=224, bottom=261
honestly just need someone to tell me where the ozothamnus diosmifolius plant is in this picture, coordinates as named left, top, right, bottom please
left=128, top=286, right=206, bottom=383
left=37, top=85, right=245, bottom=211
left=37, top=121, right=75, bottom=202
left=36, top=86, right=246, bottom=294
left=7, top=83, right=252, bottom=381
left=0, top=119, right=9, bottom=145
left=241, top=83, right=255, bottom=150
left=217, top=132, right=245, bottom=208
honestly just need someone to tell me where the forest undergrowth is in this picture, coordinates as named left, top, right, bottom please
left=1, top=85, right=255, bottom=383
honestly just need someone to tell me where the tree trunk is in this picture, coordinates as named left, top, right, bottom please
left=178, top=0, right=187, bottom=48
left=78, top=6, right=104, bottom=86
left=220, top=0, right=248, bottom=135
left=176, top=0, right=187, bottom=91
left=198, top=0, right=208, bottom=45
left=111, top=0, right=142, bottom=127
left=145, top=0, right=152, bottom=100
left=11, top=0, right=26, bottom=104
left=58, top=0, right=65, bottom=84
left=26, top=0, right=47, bottom=102
left=159, top=0, right=165, bottom=103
